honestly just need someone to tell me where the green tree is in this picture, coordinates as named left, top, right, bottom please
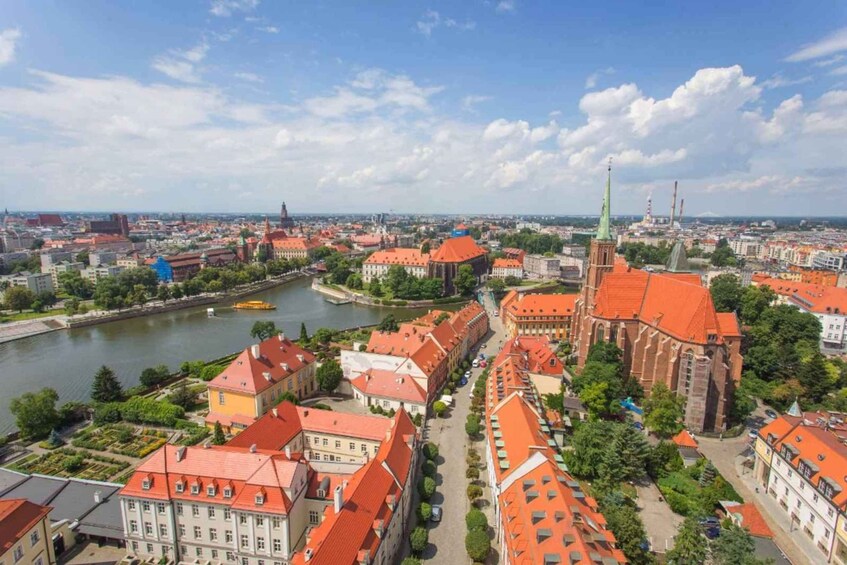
left=432, top=400, right=447, bottom=418
left=4, top=286, right=35, bottom=312
left=417, top=501, right=432, bottom=521
left=91, top=365, right=123, bottom=403
left=212, top=421, right=226, bottom=445
left=709, top=274, right=742, bottom=312
left=586, top=341, right=624, bottom=366
left=710, top=239, right=737, bottom=267
left=798, top=352, right=831, bottom=404
left=157, top=285, right=171, bottom=302
left=171, top=284, right=184, bottom=299
left=250, top=320, right=278, bottom=341
left=139, top=365, right=170, bottom=388
left=299, top=322, right=309, bottom=343
left=377, top=314, right=400, bottom=332
left=465, top=530, right=490, bottom=562
left=345, top=272, right=363, bottom=290
left=75, top=250, right=90, bottom=265
left=666, top=517, right=708, bottom=565
left=600, top=424, right=650, bottom=484
left=418, top=476, right=436, bottom=500
left=504, top=275, right=522, bottom=286
left=643, top=383, right=685, bottom=437
left=58, top=271, right=94, bottom=299
left=488, top=277, right=506, bottom=293
left=699, top=460, right=718, bottom=488
left=563, top=420, right=616, bottom=479
left=64, top=297, right=80, bottom=316
left=465, top=509, right=488, bottom=532
left=739, top=284, right=775, bottom=325
left=453, top=264, right=476, bottom=296
left=409, top=526, right=428, bottom=555
left=170, top=381, right=198, bottom=410
left=465, top=418, right=480, bottom=438
left=420, top=241, right=430, bottom=254
left=316, top=359, right=343, bottom=393
left=600, top=495, right=655, bottom=565
left=646, top=441, right=684, bottom=480
left=369, top=277, right=384, bottom=297
left=9, top=388, right=60, bottom=440
left=37, top=291, right=57, bottom=308
left=711, top=524, right=769, bottom=565
left=401, top=558, right=422, bottom=565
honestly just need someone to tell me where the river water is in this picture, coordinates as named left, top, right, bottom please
left=0, top=276, right=435, bottom=434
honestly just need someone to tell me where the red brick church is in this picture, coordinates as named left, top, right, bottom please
left=570, top=166, right=743, bottom=432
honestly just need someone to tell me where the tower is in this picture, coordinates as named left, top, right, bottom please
left=279, top=201, right=295, bottom=229
left=645, top=193, right=653, bottom=224
left=670, top=181, right=678, bottom=227
left=586, top=161, right=617, bottom=302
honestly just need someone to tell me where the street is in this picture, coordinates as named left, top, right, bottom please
left=422, top=290, right=507, bottom=563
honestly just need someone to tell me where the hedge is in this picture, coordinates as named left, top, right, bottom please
left=120, top=397, right=185, bottom=427
left=465, top=530, right=490, bottom=562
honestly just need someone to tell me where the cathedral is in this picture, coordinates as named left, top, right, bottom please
left=279, top=201, right=295, bottom=229
left=570, top=166, right=742, bottom=432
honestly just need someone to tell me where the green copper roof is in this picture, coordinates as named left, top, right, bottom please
left=665, top=240, right=690, bottom=273
left=596, top=164, right=612, bottom=241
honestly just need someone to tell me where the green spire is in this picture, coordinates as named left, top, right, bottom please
left=596, top=161, right=612, bottom=241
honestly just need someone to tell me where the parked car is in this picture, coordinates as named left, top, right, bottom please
left=765, top=409, right=778, bottom=420
left=704, top=526, right=721, bottom=539
left=472, top=359, right=480, bottom=368
left=431, top=505, right=442, bottom=522
left=479, top=360, right=487, bottom=368
left=699, top=517, right=720, bottom=528
left=459, top=378, right=468, bottom=387
left=748, top=429, right=759, bottom=440
left=632, top=421, right=644, bottom=431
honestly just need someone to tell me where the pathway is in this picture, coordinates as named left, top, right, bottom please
left=635, top=479, right=683, bottom=553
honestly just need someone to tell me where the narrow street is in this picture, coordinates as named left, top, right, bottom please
left=423, top=290, right=507, bottom=563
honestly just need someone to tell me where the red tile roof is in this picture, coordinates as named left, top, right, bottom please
left=350, top=369, right=427, bottom=404
left=0, top=499, right=51, bottom=555
left=429, top=235, right=486, bottom=263
left=209, top=335, right=315, bottom=395
left=505, top=293, right=576, bottom=318
left=364, top=248, right=429, bottom=267
left=721, top=501, right=773, bottom=538
left=753, top=275, right=847, bottom=315
left=772, top=422, right=847, bottom=507
left=672, top=430, right=699, bottom=449
left=493, top=258, right=523, bottom=269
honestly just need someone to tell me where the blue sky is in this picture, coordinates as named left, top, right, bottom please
left=0, top=1, right=846, bottom=216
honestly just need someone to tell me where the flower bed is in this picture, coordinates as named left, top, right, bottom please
left=72, top=424, right=169, bottom=458
left=7, top=447, right=129, bottom=481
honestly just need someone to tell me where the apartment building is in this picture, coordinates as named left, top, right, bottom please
left=206, top=335, right=317, bottom=433
left=361, top=248, right=429, bottom=283
left=523, top=254, right=560, bottom=279
left=0, top=499, right=55, bottom=565
left=40, top=251, right=73, bottom=270
left=48, top=261, right=84, bottom=288
left=0, top=272, right=54, bottom=300
left=491, top=258, right=524, bottom=280
left=81, top=265, right=125, bottom=285
left=500, top=290, right=576, bottom=342
left=89, top=251, right=118, bottom=267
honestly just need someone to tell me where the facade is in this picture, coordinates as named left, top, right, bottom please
left=40, top=251, right=73, bottom=270
left=0, top=498, right=55, bottom=565
left=87, top=214, right=130, bottom=237
left=491, top=258, right=524, bottom=279
left=82, top=265, right=125, bottom=285
left=350, top=369, right=428, bottom=416
left=571, top=168, right=743, bottom=432
left=523, top=254, right=560, bottom=279
left=206, top=335, right=317, bottom=433
left=427, top=235, right=488, bottom=295
left=500, top=291, right=576, bottom=342
left=151, top=248, right=239, bottom=283
left=89, top=251, right=119, bottom=267
left=361, top=248, right=429, bottom=283
left=0, top=272, right=54, bottom=299
left=48, top=261, right=84, bottom=288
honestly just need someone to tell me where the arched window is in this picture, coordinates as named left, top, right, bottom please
left=595, top=324, right=605, bottom=343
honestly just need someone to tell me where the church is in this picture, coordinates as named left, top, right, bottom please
left=570, top=166, right=742, bottom=432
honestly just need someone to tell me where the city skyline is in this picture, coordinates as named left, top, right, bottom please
left=1, top=1, right=846, bottom=215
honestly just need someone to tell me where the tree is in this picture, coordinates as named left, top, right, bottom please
left=798, top=352, right=830, bottom=404
left=250, top=320, right=278, bottom=341
left=564, top=420, right=616, bottom=479
left=417, top=502, right=432, bottom=522
left=465, top=418, right=480, bottom=438
left=312, top=327, right=337, bottom=344
left=418, top=476, right=436, bottom=500
left=599, top=424, right=650, bottom=485
left=91, top=365, right=123, bottom=403
left=643, top=383, right=685, bottom=437
left=432, top=400, right=447, bottom=418
left=586, top=341, right=623, bottom=366
left=212, top=421, right=226, bottom=445
left=140, top=365, right=170, bottom=388
left=710, top=239, right=737, bottom=267
left=37, top=291, right=57, bottom=308
left=423, top=442, right=439, bottom=460
left=369, top=277, right=384, bottom=297
left=58, top=271, right=94, bottom=299
left=453, top=264, right=476, bottom=296
left=504, top=275, right=522, bottom=286
left=666, top=517, right=708, bottom=565
left=466, top=509, right=488, bottom=532
left=377, top=314, right=400, bottom=332
left=401, top=558, right=422, bottom=565
left=646, top=441, right=684, bottom=480
left=699, top=460, right=718, bottom=488
left=488, top=277, right=506, bottom=293
left=171, top=284, right=184, bottom=300
left=170, top=381, right=198, bottom=410
left=600, top=496, right=655, bottom=565
left=466, top=466, right=480, bottom=480
left=465, top=530, right=490, bottom=562
left=420, top=241, right=430, bottom=254
left=466, top=483, right=483, bottom=502
left=64, top=297, right=80, bottom=316
left=299, top=322, right=309, bottom=343
left=409, top=527, right=428, bottom=555
left=711, top=524, right=769, bottom=565
left=4, top=286, right=35, bottom=312
left=739, top=284, right=775, bottom=325
left=157, top=285, right=171, bottom=302
left=345, top=272, right=363, bottom=290
left=710, top=274, right=742, bottom=313
left=10, top=388, right=60, bottom=440
left=314, top=359, right=342, bottom=393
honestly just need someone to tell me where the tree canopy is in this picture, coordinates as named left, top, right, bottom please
left=91, top=365, right=123, bottom=403
left=10, top=388, right=60, bottom=440
left=453, top=264, right=477, bottom=296
left=250, top=320, right=278, bottom=341
left=316, top=359, right=343, bottom=393
left=643, top=383, right=684, bottom=438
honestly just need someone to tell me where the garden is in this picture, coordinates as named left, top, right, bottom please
left=8, top=447, right=129, bottom=481
left=657, top=458, right=742, bottom=517
left=72, top=424, right=169, bottom=458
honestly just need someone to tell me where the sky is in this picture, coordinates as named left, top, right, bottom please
left=0, top=1, right=846, bottom=217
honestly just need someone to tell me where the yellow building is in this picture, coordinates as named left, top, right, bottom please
left=499, top=290, right=576, bottom=341
left=0, top=499, right=55, bottom=565
left=205, top=334, right=316, bottom=433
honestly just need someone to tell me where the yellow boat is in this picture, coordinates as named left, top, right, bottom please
left=233, top=300, right=276, bottom=311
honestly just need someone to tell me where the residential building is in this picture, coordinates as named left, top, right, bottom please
left=811, top=251, right=845, bottom=272
left=149, top=248, right=238, bottom=283
left=48, top=261, right=84, bottom=288
left=82, top=265, right=125, bottom=285
left=427, top=235, right=488, bottom=295
left=117, top=254, right=144, bottom=269
left=491, top=258, right=524, bottom=279
left=362, top=248, right=429, bottom=283
left=40, top=251, right=73, bottom=271
left=515, top=221, right=541, bottom=231
left=502, top=247, right=526, bottom=264
left=523, top=254, right=560, bottom=279
left=0, top=272, right=54, bottom=300
left=206, top=335, right=317, bottom=433
left=350, top=369, right=427, bottom=416
left=500, top=291, right=576, bottom=342
left=571, top=168, right=743, bottom=432
left=0, top=231, right=36, bottom=252
left=0, top=499, right=55, bottom=565
left=89, top=251, right=118, bottom=267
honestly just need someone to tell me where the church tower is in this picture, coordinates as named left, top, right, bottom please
left=584, top=162, right=617, bottom=308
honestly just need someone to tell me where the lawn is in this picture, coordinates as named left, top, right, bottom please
left=7, top=448, right=129, bottom=481
left=72, top=424, right=168, bottom=458
left=657, top=458, right=741, bottom=517
left=0, top=309, right=60, bottom=323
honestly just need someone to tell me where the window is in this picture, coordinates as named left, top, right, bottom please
left=192, top=505, right=200, bottom=517
left=242, top=559, right=249, bottom=565
left=176, top=503, right=183, bottom=515
left=159, top=524, right=167, bottom=537
left=256, top=516, right=264, bottom=527
left=142, top=478, right=151, bottom=490
left=240, top=515, right=247, bottom=525
left=208, top=506, right=216, bottom=519
left=361, top=444, right=367, bottom=452
left=147, top=544, right=153, bottom=554
left=225, top=531, right=233, bottom=543
left=219, top=391, right=225, bottom=405
left=309, top=510, right=320, bottom=524
left=335, top=440, right=341, bottom=449
left=210, top=528, right=217, bottom=541
left=194, top=526, right=202, bottom=539
left=241, top=535, right=249, bottom=549
left=255, top=493, right=264, bottom=505
left=130, top=520, right=138, bottom=533
left=273, top=539, right=282, bottom=552
left=828, top=508, right=835, bottom=518
left=13, top=546, right=23, bottom=563
left=224, top=508, right=231, bottom=520
left=223, top=487, right=233, bottom=499
left=813, top=494, right=819, bottom=503
left=195, top=547, right=203, bottom=557
left=191, top=483, right=200, bottom=495
left=127, top=500, right=136, bottom=511
left=157, top=502, right=166, bottom=514
left=272, top=517, right=281, bottom=529
left=142, top=501, right=151, bottom=513
left=30, top=530, right=39, bottom=546
left=322, top=438, right=328, bottom=446
left=257, top=537, right=266, bottom=550
left=179, top=525, right=185, bottom=538
left=207, top=485, right=217, bottom=497
left=349, top=442, right=355, bottom=450
left=227, top=552, right=235, bottom=561
left=144, top=522, right=153, bottom=535
left=212, top=550, right=218, bottom=559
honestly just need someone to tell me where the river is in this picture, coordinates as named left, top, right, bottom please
left=0, top=276, right=437, bottom=434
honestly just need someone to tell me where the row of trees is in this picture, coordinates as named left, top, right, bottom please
left=497, top=229, right=564, bottom=254
left=617, top=242, right=673, bottom=267
left=2, top=286, right=58, bottom=313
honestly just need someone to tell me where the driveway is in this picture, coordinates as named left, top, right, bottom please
left=635, top=479, right=683, bottom=553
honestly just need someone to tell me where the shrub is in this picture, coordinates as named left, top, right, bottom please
left=93, top=402, right=123, bottom=424
left=412, top=413, right=423, bottom=427
left=466, top=466, right=480, bottom=480
left=423, top=442, right=439, bottom=461
left=432, top=401, right=447, bottom=418
left=63, top=454, right=85, bottom=472
left=465, top=530, right=490, bottom=562
left=120, top=396, right=185, bottom=427
left=417, top=502, right=432, bottom=522
left=465, top=418, right=480, bottom=438
left=418, top=477, right=436, bottom=501
left=409, top=526, right=428, bottom=555
left=401, top=559, right=422, bottom=565
left=422, top=460, right=437, bottom=478
left=466, top=509, right=488, bottom=532
left=467, top=484, right=483, bottom=502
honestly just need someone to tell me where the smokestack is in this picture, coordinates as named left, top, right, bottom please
left=678, top=198, right=685, bottom=225
left=670, top=181, right=678, bottom=226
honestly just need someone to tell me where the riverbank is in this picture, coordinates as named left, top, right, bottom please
left=311, top=278, right=470, bottom=309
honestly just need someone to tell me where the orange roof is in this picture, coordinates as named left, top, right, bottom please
left=364, top=248, right=429, bottom=267
left=772, top=423, right=847, bottom=507
left=672, top=430, right=699, bottom=449
left=488, top=393, right=555, bottom=483
left=722, top=502, right=773, bottom=538
left=367, top=323, right=430, bottom=356
left=351, top=369, right=427, bottom=404
left=272, top=237, right=321, bottom=250
left=208, top=335, right=315, bottom=395
left=505, top=293, right=576, bottom=318
left=429, top=235, right=486, bottom=263
left=493, top=258, right=523, bottom=269
left=716, top=312, right=742, bottom=337
left=753, top=275, right=847, bottom=315
left=0, top=499, right=52, bottom=555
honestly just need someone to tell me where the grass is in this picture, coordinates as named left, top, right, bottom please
left=0, top=309, right=60, bottom=323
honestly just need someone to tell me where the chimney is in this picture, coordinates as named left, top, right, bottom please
left=285, top=445, right=291, bottom=459
left=94, top=490, right=102, bottom=503
left=279, top=332, right=286, bottom=342
left=670, top=180, right=678, bottom=226
left=250, top=444, right=257, bottom=453
left=304, top=549, right=313, bottom=562
left=251, top=344, right=261, bottom=358
left=333, top=484, right=344, bottom=514
left=272, top=408, right=278, bottom=417
left=678, top=198, right=685, bottom=225
left=176, top=446, right=187, bottom=462
left=263, top=371, right=272, bottom=381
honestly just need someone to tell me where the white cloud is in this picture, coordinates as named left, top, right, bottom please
left=461, top=95, right=491, bottom=112
left=831, top=65, right=847, bottom=76
left=0, top=28, right=22, bottom=67
left=760, top=73, right=812, bottom=89
left=813, top=54, right=844, bottom=67
left=257, top=26, right=279, bottom=34
left=210, top=0, right=259, bottom=17
left=495, top=1, right=516, bottom=14
left=152, top=42, right=209, bottom=83
left=585, top=67, right=615, bottom=89
left=786, top=26, right=847, bottom=62
left=416, top=10, right=475, bottom=37
left=234, top=72, right=264, bottom=83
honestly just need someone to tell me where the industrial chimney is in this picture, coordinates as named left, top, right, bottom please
left=670, top=181, right=678, bottom=226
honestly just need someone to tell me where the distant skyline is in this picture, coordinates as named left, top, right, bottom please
left=1, top=1, right=846, bottom=216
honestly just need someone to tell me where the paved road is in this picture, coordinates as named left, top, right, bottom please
left=696, top=404, right=822, bottom=565
left=636, top=480, right=683, bottom=553
left=423, top=291, right=507, bottom=563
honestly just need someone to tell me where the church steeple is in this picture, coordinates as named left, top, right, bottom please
left=597, top=160, right=613, bottom=241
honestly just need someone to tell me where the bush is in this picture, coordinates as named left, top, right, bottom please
left=417, top=502, right=432, bottom=522
left=466, top=509, right=488, bottom=532
left=422, top=460, right=437, bottom=478
left=93, top=402, right=123, bottom=424
left=432, top=401, right=447, bottom=418
left=63, top=454, right=85, bottom=472
left=418, top=476, right=436, bottom=501
left=409, top=526, right=428, bottom=555
left=465, top=418, right=480, bottom=438
left=401, top=559, right=422, bottom=565
left=466, top=466, right=480, bottom=480
left=423, top=442, right=439, bottom=461
left=119, top=396, right=185, bottom=426
left=467, top=484, right=483, bottom=502
left=412, top=413, right=423, bottom=427
left=465, top=530, right=490, bottom=562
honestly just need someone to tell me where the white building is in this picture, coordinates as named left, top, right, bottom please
left=0, top=272, right=54, bottom=300
left=490, top=258, right=523, bottom=279
left=361, top=248, right=429, bottom=283
left=40, top=251, right=73, bottom=270
left=48, top=261, right=84, bottom=288
left=82, top=265, right=125, bottom=285
left=89, top=251, right=119, bottom=267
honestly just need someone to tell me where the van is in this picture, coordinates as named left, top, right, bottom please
left=472, top=359, right=480, bottom=368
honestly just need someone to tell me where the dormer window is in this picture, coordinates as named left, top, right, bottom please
left=142, top=478, right=151, bottom=490
left=223, top=487, right=233, bottom=498
left=191, top=483, right=200, bottom=495
left=255, top=493, right=264, bottom=506
left=207, top=484, right=217, bottom=497
left=175, top=481, right=185, bottom=493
